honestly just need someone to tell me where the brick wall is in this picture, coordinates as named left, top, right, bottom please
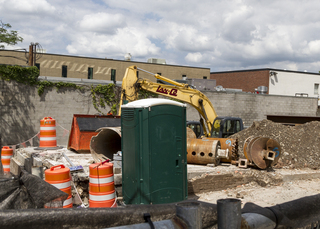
left=1, top=80, right=318, bottom=147
left=210, top=70, right=269, bottom=93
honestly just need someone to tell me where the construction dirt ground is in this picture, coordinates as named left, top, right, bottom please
left=4, top=119, right=320, bottom=209
left=188, top=119, right=320, bottom=208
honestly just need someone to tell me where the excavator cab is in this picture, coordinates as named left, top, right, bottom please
left=187, top=117, right=243, bottom=138
left=211, top=117, right=244, bottom=138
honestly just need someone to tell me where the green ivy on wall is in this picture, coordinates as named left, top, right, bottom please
left=91, top=84, right=121, bottom=115
left=0, top=64, right=39, bottom=85
left=0, top=65, right=158, bottom=115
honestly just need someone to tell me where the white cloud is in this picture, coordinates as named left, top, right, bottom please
left=1, top=0, right=320, bottom=72
left=0, top=0, right=55, bottom=14
left=78, top=12, right=126, bottom=34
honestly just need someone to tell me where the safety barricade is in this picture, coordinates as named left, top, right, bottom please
left=89, top=162, right=116, bottom=208
left=39, top=117, right=57, bottom=148
left=1, top=146, right=13, bottom=172
left=44, top=165, right=73, bottom=208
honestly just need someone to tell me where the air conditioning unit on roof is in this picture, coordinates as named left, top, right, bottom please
left=147, top=58, right=166, bottom=64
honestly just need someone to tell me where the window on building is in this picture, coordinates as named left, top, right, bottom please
left=203, top=76, right=207, bottom=79
left=62, top=65, right=67, bottom=78
left=157, top=73, right=161, bottom=76
left=88, top=67, right=93, bottom=79
left=111, top=69, right=116, bottom=83
left=35, top=63, right=40, bottom=71
left=315, top=84, right=319, bottom=95
left=182, top=74, right=186, bottom=79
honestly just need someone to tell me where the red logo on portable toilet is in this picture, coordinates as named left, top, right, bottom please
left=1, top=146, right=13, bottom=172
left=39, top=117, right=57, bottom=148
left=89, top=162, right=117, bottom=208
left=44, top=165, right=73, bottom=208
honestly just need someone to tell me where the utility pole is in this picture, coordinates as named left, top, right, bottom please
left=28, top=43, right=34, bottom=66
left=28, top=42, right=39, bottom=66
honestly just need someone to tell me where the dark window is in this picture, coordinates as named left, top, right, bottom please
left=222, top=119, right=239, bottom=138
left=157, top=73, right=161, bottom=75
left=111, top=69, right=116, bottom=83
left=62, top=65, right=67, bottom=77
left=88, top=67, right=93, bottom=79
left=35, top=63, right=40, bottom=71
left=203, top=76, right=207, bottom=79
left=182, top=74, right=186, bottom=79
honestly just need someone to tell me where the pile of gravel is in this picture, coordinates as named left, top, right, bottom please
left=230, top=119, right=320, bottom=169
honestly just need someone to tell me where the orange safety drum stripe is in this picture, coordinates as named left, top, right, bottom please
left=1, top=151, right=13, bottom=155
left=45, top=173, right=70, bottom=181
left=60, top=187, right=72, bottom=196
left=89, top=167, right=113, bottom=176
left=1, top=159, right=11, bottom=163
left=40, top=141, right=57, bottom=147
left=89, top=182, right=115, bottom=193
left=40, top=120, right=56, bottom=125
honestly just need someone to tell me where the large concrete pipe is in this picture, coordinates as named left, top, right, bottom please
left=90, top=127, right=121, bottom=162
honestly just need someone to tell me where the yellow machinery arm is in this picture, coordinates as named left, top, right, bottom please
left=119, top=65, right=218, bottom=137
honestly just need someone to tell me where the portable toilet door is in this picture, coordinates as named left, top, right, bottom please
left=121, top=98, right=188, bottom=205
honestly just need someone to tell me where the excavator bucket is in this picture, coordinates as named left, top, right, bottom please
left=67, top=114, right=121, bottom=153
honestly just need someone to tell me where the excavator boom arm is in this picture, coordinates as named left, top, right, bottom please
left=119, top=65, right=217, bottom=136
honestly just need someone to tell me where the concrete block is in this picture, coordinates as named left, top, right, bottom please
left=32, top=156, right=43, bottom=167
left=32, top=166, right=44, bottom=179
left=10, top=157, right=24, bottom=175
left=16, top=150, right=27, bottom=165
left=114, top=174, right=122, bottom=185
left=24, top=157, right=32, bottom=173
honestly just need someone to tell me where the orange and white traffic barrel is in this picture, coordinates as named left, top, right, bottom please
left=45, top=165, right=73, bottom=208
left=1, top=146, right=13, bottom=172
left=89, top=162, right=116, bottom=208
left=39, top=117, right=57, bottom=148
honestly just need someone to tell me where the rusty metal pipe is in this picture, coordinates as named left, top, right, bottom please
left=187, top=138, right=221, bottom=165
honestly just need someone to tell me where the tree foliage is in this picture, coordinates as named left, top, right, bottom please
left=0, top=21, right=23, bottom=48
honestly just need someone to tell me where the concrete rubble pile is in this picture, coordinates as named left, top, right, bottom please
left=9, top=147, right=114, bottom=207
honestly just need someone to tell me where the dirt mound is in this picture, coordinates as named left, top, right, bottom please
left=231, top=119, right=320, bottom=169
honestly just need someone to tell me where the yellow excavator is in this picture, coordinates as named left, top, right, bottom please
left=91, top=66, right=279, bottom=168
left=119, top=65, right=244, bottom=138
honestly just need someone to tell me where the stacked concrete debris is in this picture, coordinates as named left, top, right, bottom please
left=231, top=119, right=320, bottom=169
left=12, top=147, right=95, bottom=206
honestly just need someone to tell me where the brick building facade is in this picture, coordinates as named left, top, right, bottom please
left=210, top=69, right=270, bottom=93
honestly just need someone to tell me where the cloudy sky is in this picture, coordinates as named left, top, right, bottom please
left=1, top=0, right=320, bottom=72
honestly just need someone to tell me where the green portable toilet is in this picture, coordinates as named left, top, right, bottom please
left=121, top=98, right=187, bottom=205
